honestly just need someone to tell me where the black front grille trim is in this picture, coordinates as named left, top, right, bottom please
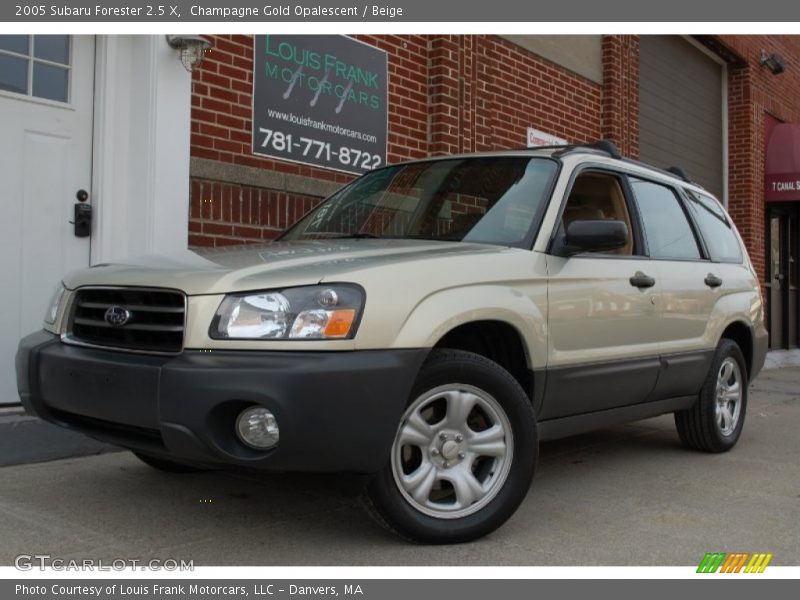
left=65, top=287, right=186, bottom=354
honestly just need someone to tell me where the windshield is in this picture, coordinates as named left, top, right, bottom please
left=280, top=156, right=558, bottom=248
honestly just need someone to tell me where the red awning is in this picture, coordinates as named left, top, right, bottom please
left=766, top=123, right=800, bottom=202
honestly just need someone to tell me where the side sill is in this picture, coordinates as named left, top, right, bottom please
left=538, top=395, right=697, bottom=441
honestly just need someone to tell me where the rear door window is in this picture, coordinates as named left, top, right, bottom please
left=629, top=178, right=701, bottom=260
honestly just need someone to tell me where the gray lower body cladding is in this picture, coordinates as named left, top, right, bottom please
left=16, top=331, right=429, bottom=473
left=16, top=325, right=769, bottom=472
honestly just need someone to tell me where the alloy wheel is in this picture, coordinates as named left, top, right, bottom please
left=391, top=384, right=513, bottom=519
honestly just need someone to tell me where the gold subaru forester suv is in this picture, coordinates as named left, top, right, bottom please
left=17, top=141, right=767, bottom=543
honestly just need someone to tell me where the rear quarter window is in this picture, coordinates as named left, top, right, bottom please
left=683, top=189, right=744, bottom=263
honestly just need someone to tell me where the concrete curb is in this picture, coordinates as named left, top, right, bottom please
left=0, top=410, right=120, bottom=467
left=764, top=349, right=800, bottom=370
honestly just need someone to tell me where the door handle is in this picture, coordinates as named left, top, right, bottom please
left=70, top=189, right=92, bottom=237
left=629, top=271, right=656, bottom=289
left=704, top=273, right=723, bottom=288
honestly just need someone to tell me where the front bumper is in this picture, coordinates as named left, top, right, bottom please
left=16, top=331, right=428, bottom=473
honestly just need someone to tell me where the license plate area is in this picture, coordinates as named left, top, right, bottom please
left=38, top=345, right=163, bottom=430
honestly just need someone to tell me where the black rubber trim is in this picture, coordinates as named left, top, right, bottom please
left=651, top=350, right=714, bottom=400
left=539, top=356, right=660, bottom=420
left=17, top=331, right=429, bottom=473
left=48, top=408, right=165, bottom=447
left=539, top=395, right=697, bottom=441
left=539, top=350, right=713, bottom=421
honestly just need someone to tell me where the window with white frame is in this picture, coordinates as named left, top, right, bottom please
left=0, top=35, right=71, bottom=103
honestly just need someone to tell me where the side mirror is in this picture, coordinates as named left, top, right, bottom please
left=560, top=219, right=628, bottom=256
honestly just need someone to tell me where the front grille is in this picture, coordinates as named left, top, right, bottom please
left=67, top=287, right=185, bottom=353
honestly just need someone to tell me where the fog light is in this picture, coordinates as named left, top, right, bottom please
left=236, top=407, right=279, bottom=449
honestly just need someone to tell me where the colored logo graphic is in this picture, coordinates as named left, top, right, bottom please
left=697, top=552, right=773, bottom=573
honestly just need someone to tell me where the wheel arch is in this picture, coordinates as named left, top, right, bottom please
left=720, top=320, right=754, bottom=378
left=432, top=319, right=540, bottom=406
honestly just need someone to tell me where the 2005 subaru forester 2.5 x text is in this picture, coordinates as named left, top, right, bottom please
left=17, top=141, right=767, bottom=543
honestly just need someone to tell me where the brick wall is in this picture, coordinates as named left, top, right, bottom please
left=188, top=34, right=800, bottom=292
left=189, top=180, right=321, bottom=246
left=601, top=35, right=639, bottom=159
left=188, top=34, right=610, bottom=247
left=716, top=35, right=800, bottom=284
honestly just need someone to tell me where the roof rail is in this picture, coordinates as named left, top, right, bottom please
left=552, top=139, right=622, bottom=160
left=620, top=158, right=702, bottom=187
left=513, top=139, right=623, bottom=159
left=513, top=144, right=572, bottom=152
left=665, top=166, right=692, bottom=183
left=517, top=141, right=695, bottom=185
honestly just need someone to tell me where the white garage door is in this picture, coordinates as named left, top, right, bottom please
left=0, top=35, right=95, bottom=404
left=639, top=36, right=725, bottom=199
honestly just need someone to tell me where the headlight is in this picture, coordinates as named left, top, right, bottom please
left=44, top=283, right=66, bottom=325
left=210, top=284, right=365, bottom=340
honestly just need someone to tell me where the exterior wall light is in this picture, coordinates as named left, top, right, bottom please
left=759, top=51, right=786, bottom=75
left=166, top=35, right=213, bottom=72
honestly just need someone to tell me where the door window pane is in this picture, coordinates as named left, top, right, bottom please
left=684, top=189, right=743, bottom=263
left=0, top=54, right=28, bottom=95
left=32, top=63, right=68, bottom=102
left=562, top=171, right=636, bottom=255
left=0, top=35, right=72, bottom=103
left=630, top=178, right=701, bottom=260
left=34, top=35, right=69, bottom=65
left=0, top=35, right=28, bottom=55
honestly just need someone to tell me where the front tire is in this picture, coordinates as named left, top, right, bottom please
left=674, top=338, right=748, bottom=453
left=365, top=349, right=537, bottom=544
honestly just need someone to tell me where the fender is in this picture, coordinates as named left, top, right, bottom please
left=390, top=283, right=548, bottom=370
left=705, top=289, right=763, bottom=352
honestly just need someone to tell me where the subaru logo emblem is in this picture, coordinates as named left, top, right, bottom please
left=104, top=306, right=132, bottom=327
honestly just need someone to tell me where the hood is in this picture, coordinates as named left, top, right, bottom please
left=63, top=239, right=509, bottom=295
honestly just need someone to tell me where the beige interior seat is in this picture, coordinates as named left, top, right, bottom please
left=562, top=173, right=634, bottom=255
left=563, top=205, right=606, bottom=228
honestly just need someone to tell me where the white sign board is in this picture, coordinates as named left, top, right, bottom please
left=527, top=127, right=568, bottom=148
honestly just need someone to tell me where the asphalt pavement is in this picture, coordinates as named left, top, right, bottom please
left=1, top=368, right=798, bottom=566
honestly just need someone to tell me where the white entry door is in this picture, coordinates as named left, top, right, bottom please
left=0, top=35, right=95, bottom=404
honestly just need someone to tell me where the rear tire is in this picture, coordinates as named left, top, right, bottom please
left=133, top=451, right=207, bottom=473
left=674, top=339, right=748, bottom=453
left=364, top=349, right=537, bottom=544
